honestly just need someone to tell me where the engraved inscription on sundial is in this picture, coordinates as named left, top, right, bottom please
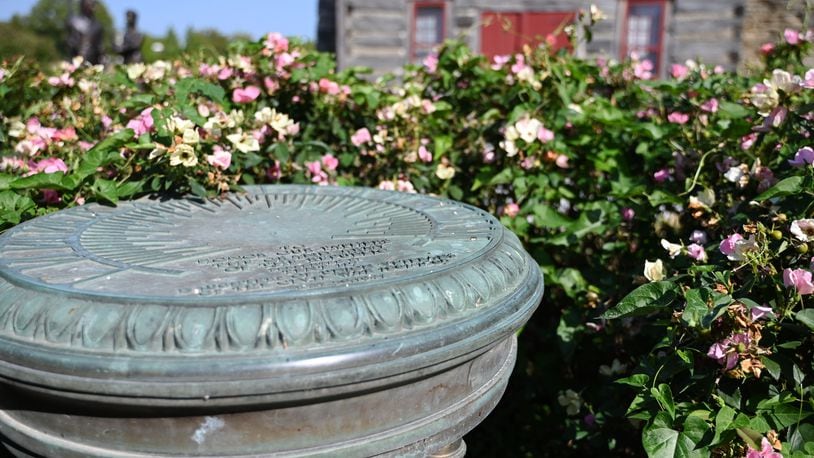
left=0, top=188, right=497, bottom=300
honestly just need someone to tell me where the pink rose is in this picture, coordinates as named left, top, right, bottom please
left=789, top=146, right=814, bottom=167
left=687, top=243, right=707, bottom=262
left=621, top=207, right=635, bottom=222
left=784, top=28, right=802, bottom=45
left=760, top=43, right=775, bottom=54
left=783, top=268, right=814, bottom=295
left=423, top=54, right=438, bottom=73
left=232, top=86, right=261, bottom=103
left=667, top=112, right=689, bottom=124
left=264, top=32, right=289, bottom=53
left=746, top=438, right=783, bottom=458
left=653, top=168, right=671, bottom=182
left=741, top=133, right=757, bottom=150
left=321, top=154, right=339, bottom=171
left=503, top=203, right=520, bottom=218
left=351, top=127, right=372, bottom=146
left=750, top=305, right=773, bottom=321
left=126, top=107, right=154, bottom=137
left=53, top=127, right=77, bottom=142
left=700, top=98, right=718, bottom=113
left=671, top=64, right=688, bottom=80
left=719, top=233, right=743, bottom=259
left=418, top=145, right=432, bottom=162
left=34, top=157, right=68, bottom=174
left=318, top=78, right=340, bottom=95
left=206, top=147, right=232, bottom=170
left=537, top=126, right=555, bottom=143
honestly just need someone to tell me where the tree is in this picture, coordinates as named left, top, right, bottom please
left=142, top=28, right=183, bottom=63
left=0, top=21, right=60, bottom=64
left=185, top=28, right=231, bottom=56
left=22, top=0, right=114, bottom=59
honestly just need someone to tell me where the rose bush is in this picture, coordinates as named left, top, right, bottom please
left=1, top=17, right=813, bottom=457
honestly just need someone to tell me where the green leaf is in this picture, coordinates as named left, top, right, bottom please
left=651, top=384, right=676, bottom=420
left=0, top=174, right=12, bottom=191
left=789, top=423, right=814, bottom=452
left=10, top=172, right=70, bottom=191
left=433, top=135, right=452, bottom=159
left=75, top=129, right=134, bottom=180
left=116, top=180, right=144, bottom=198
left=761, top=356, right=782, bottom=381
left=187, top=177, right=208, bottom=198
left=761, top=403, right=812, bottom=429
left=616, top=374, right=650, bottom=387
left=0, top=191, right=35, bottom=226
left=447, top=185, right=463, bottom=201
left=795, top=309, right=814, bottom=331
left=647, top=190, right=682, bottom=206
left=718, top=101, right=750, bottom=119
left=174, top=77, right=227, bottom=105
left=642, top=413, right=705, bottom=458
left=754, top=176, right=804, bottom=202
left=532, top=204, right=573, bottom=228
left=682, top=288, right=710, bottom=328
left=488, top=168, right=513, bottom=185
left=714, top=405, right=736, bottom=437
left=91, top=178, right=119, bottom=204
left=639, top=123, right=664, bottom=139
left=601, top=281, right=679, bottom=319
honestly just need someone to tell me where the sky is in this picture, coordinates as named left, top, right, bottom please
left=0, top=0, right=318, bottom=40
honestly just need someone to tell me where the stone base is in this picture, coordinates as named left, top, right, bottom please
left=0, top=337, right=515, bottom=457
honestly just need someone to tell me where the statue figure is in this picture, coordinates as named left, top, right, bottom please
left=118, top=10, right=143, bottom=64
left=66, top=0, right=104, bottom=65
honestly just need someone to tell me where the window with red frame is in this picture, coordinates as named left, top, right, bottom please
left=623, top=0, right=667, bottom=70
left=480, top=11, right=574, bottom=59
left=412, top=3, right=445, bottom=60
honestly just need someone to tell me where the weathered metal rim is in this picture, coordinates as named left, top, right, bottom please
left=0, top=258, right=542, bottom=405
left=0, top=337, right=517, bottom=457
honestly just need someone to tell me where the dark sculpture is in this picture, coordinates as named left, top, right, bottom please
left=118, top=10, right=143, bottom=64
left=66, top=0, right=103, bottom=65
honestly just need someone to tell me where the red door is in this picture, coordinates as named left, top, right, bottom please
left=481, top=11, right=574, bottom=59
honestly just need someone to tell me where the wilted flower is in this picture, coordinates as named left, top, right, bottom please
left=707, top=333, right=749, bottom=370
left=790, top=219, right=814, bottom=242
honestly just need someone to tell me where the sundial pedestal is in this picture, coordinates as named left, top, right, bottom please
left=0, top=185, right=543, bottom=457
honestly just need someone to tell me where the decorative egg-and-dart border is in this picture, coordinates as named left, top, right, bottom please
left=0, top=233, right=530, bottom=355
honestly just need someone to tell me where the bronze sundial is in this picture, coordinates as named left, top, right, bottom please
left=0, top=185, right=543, bottom=457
